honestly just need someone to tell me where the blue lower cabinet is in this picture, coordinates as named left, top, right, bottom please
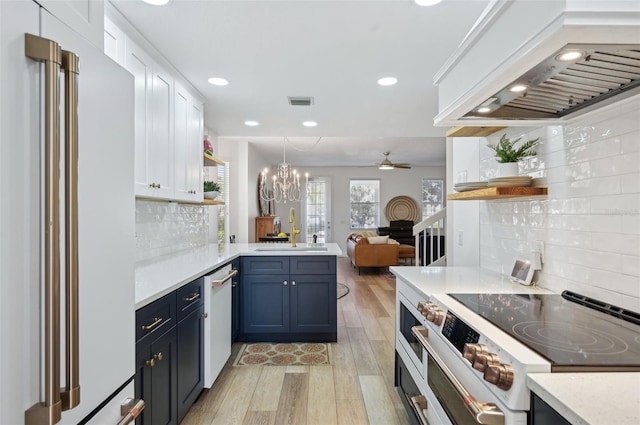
left=136, top=326, right=178, bottom=425
left=290, top=274, right=336, bottom=333
left=240, top=256, right=337, bottom=342
left=242, top=274, right=289, bottom=334
left=136, top=277, right=205, bottom=425
left=177, top=304, right=204, bottom=423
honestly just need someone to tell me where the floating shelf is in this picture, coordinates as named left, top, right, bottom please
left=447, top=187, right=548, bottom=200
left=204, top=152, right=225, bottom=166
left=446, top=126, right=505, bottom=138
left=202, top=199, right=224, bottom=205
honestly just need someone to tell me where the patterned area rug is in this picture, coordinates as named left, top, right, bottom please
left=233, top=343, right=332, bottom=366
left=337, top=282, right=349, bottom=299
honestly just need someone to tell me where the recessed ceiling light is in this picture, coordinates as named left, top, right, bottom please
left=377, top=77, right=398, bottom=86
left=244, top=121, right=259, bottom=127
left=477, top=107, right=492, bottom=113
left=141, top=0, right=171, bottom=5
left=207, top=77, right=229, bottom=86
left=510, top=84, right=528, bottom=93
left=302, top=121, right=318, bottom=127
left=414, top=0, right=443, bottom=6
left=555, top=50, right=585, bottom=62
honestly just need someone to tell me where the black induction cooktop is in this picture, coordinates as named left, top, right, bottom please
left=448, top=292, right=640, bottom=372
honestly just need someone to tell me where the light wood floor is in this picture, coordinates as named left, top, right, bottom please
left=182, top=257, right=411, bottom=425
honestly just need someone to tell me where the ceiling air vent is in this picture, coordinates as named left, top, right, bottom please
left=287, top=96, right=314, bottom=106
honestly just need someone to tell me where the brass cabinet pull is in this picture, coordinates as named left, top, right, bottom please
left=155, top=352, right=163, bottom=361
left=141, top=317, right=163, bottom=331
left=184, top=293, right=200, bottom=302
left=146, top=358, right=155, bottom=368
left=118, top=398, right=145, bottom=425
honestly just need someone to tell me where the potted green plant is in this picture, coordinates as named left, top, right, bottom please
left=487, top=134, right=540, bottom=177
left=203, top=180, right=221, bottom=199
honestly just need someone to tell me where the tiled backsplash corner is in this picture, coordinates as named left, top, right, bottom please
left=135, top=200, right=209, bottom=262
left=479, top=95, right=640, bottom=310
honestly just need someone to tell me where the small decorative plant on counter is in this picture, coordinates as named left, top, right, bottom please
left=487, top=134, right=540, bottom=176
left=204, top=181, right=221, bottom=199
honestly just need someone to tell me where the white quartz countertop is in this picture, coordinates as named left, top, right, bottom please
left=390, top=265, right=550, bottom=296
left=528, top=373, right=640, bottom=425
left=135, top=243, right=341, bottom=309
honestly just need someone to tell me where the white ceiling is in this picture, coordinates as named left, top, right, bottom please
left=110, top=0, right=489, bottom=167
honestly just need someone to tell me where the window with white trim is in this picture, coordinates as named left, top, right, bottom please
left=421, top=178, right=443, bottom=221
left=349, top=179, right=380, bottom=229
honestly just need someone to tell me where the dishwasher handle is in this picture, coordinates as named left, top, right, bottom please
left=210, top=269, right=238, bottom=287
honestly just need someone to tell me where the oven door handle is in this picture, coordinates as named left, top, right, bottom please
left=404, top=393, right=429, bottom=425
left=412, top=326, right=505, bottom=425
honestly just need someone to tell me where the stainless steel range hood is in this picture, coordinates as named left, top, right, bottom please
left=466, top=44, right=640, bottom=120
left=434, top=0, right=640, bottom=128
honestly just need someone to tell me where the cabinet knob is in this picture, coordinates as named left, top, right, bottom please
left=201, top=312, right=208, bottom=318
left=283, top=280, right=288, bottom=286
left=146, top=358, right=155, bottom=368
left=154, top=352, right=163, bottom=362
left=292, top=281, right=296, bottom=286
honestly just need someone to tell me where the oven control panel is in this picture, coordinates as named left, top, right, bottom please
left=441, top=311, right=515, bottom=391
left=441, top=311, right=480, bottom=354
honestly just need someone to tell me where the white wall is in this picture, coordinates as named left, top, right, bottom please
left=472, top=95, right=640, bottom=311
left=216, top=137, right=271, bottom=243
left=447, top=137, right=480, bottom=266
left=270, top=165, right=446, bottom=254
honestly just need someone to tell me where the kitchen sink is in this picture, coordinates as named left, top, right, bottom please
left=254, top=245, right=328, bottom=252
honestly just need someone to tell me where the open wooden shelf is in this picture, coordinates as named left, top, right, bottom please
left=204, top=152, right=225, bottom=166
left=447, top=186, right=548, bottom=200
left=202, top=199, right=224, bottom=205
left=446, top=126, right=505, bottom=138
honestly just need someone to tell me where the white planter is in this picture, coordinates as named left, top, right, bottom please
left=498, top=162, right=519, bottom=177
left=204, top=191, right=219, bottom=200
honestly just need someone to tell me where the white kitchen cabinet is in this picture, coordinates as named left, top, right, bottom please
left=125, top=40, right=174, bottom=199
left=39, top=0, right=104, bottom=49
left=174, top=83, right=203, bottom=202
left=110, top=21, right=204, bottom=202
left=148, top=67, right=175, bottom=198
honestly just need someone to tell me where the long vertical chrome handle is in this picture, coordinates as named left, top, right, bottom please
left=25, top=33, right=63, bottom=425
left=61, top=50, right=80, bottom=411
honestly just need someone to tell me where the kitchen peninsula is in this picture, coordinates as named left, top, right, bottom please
left=135, top=243, right=341, bottom=308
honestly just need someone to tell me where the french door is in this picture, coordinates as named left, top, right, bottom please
left=304, top=178, right=331, bottom=243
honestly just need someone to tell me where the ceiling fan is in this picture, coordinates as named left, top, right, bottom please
left=376, top=151, right=411, bottom=170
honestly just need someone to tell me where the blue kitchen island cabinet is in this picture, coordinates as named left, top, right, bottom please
left=240, top=256, right=337, bottom=342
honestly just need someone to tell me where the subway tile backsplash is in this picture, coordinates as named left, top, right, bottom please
left=135, top=200, right=208, bottom=262
left=479, top=95, right=640, bottom=310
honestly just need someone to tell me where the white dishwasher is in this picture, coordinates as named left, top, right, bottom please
left=203, top=264, right=236, bottom=387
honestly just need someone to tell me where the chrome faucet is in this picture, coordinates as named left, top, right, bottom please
left=289, top=207, right=301, bottom=247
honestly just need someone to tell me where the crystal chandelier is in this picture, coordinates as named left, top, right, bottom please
left=260, top=137, right=309, bottom=204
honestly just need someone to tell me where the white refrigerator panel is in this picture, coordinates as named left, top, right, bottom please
left=0, top=2, right=41, bottom=424
left=1, top=1, right=136, bottom=424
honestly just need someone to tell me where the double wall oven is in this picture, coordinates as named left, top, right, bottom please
left=396, top=278, right=640, bottom=425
